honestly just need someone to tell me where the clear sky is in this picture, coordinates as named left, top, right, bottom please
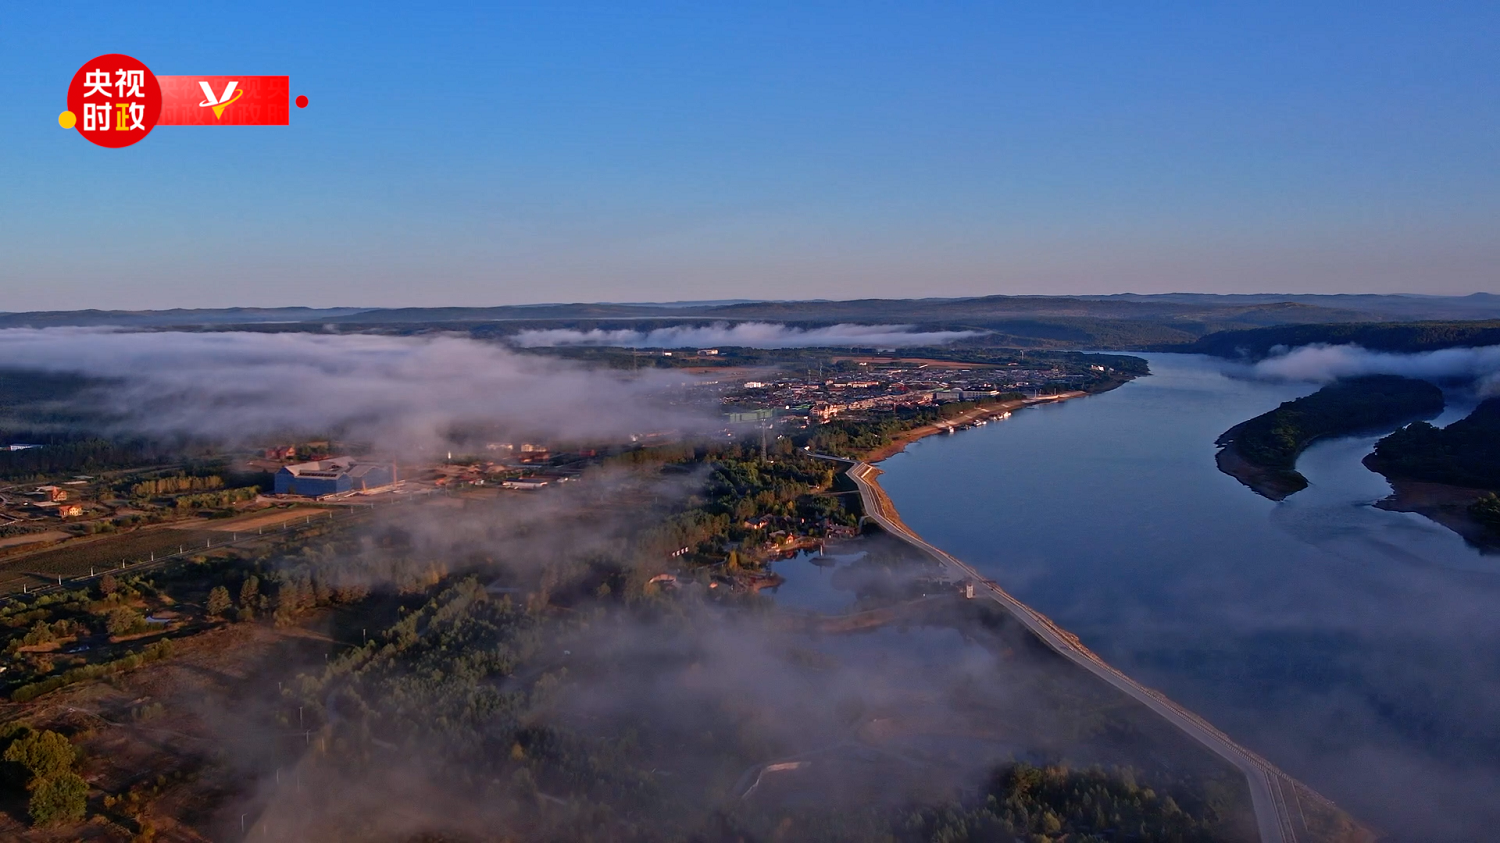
left=3, top=2, right=1498, bottom=310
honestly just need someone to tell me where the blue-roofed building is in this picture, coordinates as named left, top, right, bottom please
left=274, top=457, right=396, bottom=497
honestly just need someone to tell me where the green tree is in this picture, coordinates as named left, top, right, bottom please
left=206, top=586, right=232, bottom=617
left=27, top=770, right=87, bottom=826
left=239, top=575, right=260, bottom=608
left=2, top=729, right=76, bottom=783
left=1471, top=493, right=1500, bottom=530
left=105, top=606, right=145, bottom=637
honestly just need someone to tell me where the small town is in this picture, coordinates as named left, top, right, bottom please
left=0, top=351, right=1124, bottom=580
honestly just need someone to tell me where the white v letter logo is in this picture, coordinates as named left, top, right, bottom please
left=197, top=81, right=241, bottom=118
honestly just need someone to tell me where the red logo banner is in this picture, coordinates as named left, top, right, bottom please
left=65, top=54, right=162, bottom=148
left=157, top=76, right=290, bottom=126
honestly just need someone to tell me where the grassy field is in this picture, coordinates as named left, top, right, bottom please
left=0, top=528, right=220, bottom=594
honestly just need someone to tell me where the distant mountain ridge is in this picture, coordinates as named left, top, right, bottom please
left=1085, top=292, right=1500, bottom=321
left=3, top=294, right=1499, bottom=351
left=0, top=307, right=372, bottom=328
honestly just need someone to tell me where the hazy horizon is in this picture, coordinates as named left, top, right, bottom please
left=2, top=290, right=1499, bottom=315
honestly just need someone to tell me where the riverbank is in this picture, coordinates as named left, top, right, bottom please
left=1215, top=443, right=1308, bottom=501
left=838, top=456, right=1367, bottom=843
left=860, top=391, right=1087, bottom=463
left=1368, top=475, right=1500, bottom=552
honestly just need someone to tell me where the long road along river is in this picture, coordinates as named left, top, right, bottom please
left=873, top=353, right=1500, bottom=842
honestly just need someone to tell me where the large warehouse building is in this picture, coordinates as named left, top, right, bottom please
left=274, top=458, right=397, bottom=497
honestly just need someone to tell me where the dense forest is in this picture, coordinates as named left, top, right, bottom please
left=1366, top=398, right=1500, bottom=492
left=1215, top=376, right=1444, bottom=498
left=903, top=762, right=1243, bottom=843
left=0, top=436, right=172, bottom=481
left=1179, top=321, right=1500, bottom=360
left=278, top=578, right=1253, bottom=842
left=0, top=369, right=170, bottom=480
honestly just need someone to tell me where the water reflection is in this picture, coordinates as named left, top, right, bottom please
left=768, top=549, right=864, bottom=613
left=874, top=353, right=1500, bottom=841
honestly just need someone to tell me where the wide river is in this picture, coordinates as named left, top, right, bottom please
left=874, top=353, right=1500, bottom=841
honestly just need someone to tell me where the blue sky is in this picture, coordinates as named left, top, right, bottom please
left=3, top=2, right=1497, bottom=309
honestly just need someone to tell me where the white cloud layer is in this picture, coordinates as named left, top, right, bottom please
left=1251, top=343, right=1500, bottom=394
left=512, top=321, right=980, bottom=349
left=0, top=328, right=709, bottom=450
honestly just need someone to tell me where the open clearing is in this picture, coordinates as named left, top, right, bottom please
left=184, top=507, right=328, bottom=533
left=0, top=531, right=69, bottom=550
left=0, top=528, right=218, bottom=594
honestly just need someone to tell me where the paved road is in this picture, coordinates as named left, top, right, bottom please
left=826, top=456, right=1339, bottom=843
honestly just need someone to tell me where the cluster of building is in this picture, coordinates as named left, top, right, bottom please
left=255, top=438, right=586, bottom=500
left=483, top=442, right=560, bottom=464
left=0, top=481, right=93, bottom=525
left=721, top=362, right=1083, bottom=425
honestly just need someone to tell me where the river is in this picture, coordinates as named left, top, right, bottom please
left=872, top=353, right=1500, bottom=841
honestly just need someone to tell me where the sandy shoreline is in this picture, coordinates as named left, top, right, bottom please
left=1369, top=476, right=1499, bottom=551
left=860, top=391, right=1088, bottom=463
left=1213, top=445, right=1308, bottom=502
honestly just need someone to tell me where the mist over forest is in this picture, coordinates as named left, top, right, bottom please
left=2, top=309, right=1498, bottom=841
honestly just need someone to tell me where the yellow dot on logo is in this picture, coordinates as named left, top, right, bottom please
left=58, top=110, right=76, bottom=129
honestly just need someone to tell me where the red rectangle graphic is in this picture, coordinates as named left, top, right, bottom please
left=157, top=76, right=289, bottom=126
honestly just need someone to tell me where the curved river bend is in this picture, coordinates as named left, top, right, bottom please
left=876, top=353, right=1500, bottom=842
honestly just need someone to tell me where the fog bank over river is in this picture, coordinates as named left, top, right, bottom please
left=876, top=353, right=1500, bottom=842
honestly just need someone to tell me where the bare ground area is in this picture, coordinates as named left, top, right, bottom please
left=0, top=532, right=70, bottom=550
left=185, top=508, right=328, bottom=534
left=0, top=616, right=342, bottom=841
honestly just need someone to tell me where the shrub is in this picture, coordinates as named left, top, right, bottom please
left=1471, top=493, right=1500, bottom=530
left=106, top=607, right=147, bottom=637
left=206, top=586, right=232, bottom=617
left=27, top=770, right=88, bottom=826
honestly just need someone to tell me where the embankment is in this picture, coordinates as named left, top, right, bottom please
left=862, top=391, right=1086, bottom=463
left=822, top=451, right=1367, bottom=843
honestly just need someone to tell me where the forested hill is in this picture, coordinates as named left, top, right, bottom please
left=1215, top=375, right=1445, bottom=499
left=1366, top=398, right=1500, bottom=490
left=1177, top=321, right=1500, bottom=360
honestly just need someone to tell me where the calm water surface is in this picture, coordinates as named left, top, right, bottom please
left=876, top=353, right=1500, bottom=841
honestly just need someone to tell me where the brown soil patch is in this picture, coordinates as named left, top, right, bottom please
left=0, top=531, right=69, bottom=550
left=190, top=508, right=326, bottom=533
